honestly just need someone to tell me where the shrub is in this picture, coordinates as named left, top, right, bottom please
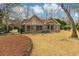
left=0, top=24, right=15, bottom=33
left=76, top=24, right=79, bottom=31
left=63, top=25, right=71, bottom=30
left=55, top=18, right=67, bottom=30
left=0, top=24, right=6, bottom=33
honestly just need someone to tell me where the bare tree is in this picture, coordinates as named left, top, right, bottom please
left=3, top=3, right=20, bottom=32
left=61, top=3, right=78, bottom=38
left=0, top=8, right=4, bottom=24
left=42, top=6, right=48, bottom=20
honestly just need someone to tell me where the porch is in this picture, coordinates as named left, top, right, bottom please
left=24, top=25, right=55, bottom=33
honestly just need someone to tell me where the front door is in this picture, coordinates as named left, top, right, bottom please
left=47, top=25, right=54, bottom=32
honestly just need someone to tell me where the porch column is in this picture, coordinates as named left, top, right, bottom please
left=49, top=25, right=51, bottom=32
left=53, top=25, right=56, bottom=32
left=24, top=25, right=26, bottom=32
left=56, top=25, right=60, bottom=32
left=25, top=25, right=27, bottom=32
left=33, top=25, right=36, bottom=32
left=29, top=25, right=31, bottom=32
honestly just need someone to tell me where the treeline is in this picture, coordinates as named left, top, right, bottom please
left=0, top=24, right=24, bottom=34
left=0, top=18, right=79, bottom=34
left=55, top=18, right=79, bottom=31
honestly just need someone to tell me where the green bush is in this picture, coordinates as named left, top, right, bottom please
left=8, top=25, right=13, bottom=31
left=63, top=25, right=71, bottom=30
left=55, top=18, right=72, bottom=31
left=76, top=24, right=79, bottom=31
left=0, top=24, right=16, bottom=33
left=55, top=18, right=67, bottom=30
left=0, top=24, right=6, bottom=33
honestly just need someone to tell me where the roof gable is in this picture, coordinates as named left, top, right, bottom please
left=47, top=18, right=60, bottom=25
left=22, top=15, right=44, bottom=25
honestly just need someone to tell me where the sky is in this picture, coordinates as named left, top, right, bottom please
left=20, top=3, right=66, bottom=19
left=0, top=3, right=79, bottom=21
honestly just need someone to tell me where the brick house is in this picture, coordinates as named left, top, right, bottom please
left=22, top=15, right=60, bottom=33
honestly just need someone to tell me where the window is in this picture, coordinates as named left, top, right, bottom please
left=47, top=25, right=50, bottom=29
left=27, top=26, right=31, bottom=31
left=36, top=25, right=42, bottom=31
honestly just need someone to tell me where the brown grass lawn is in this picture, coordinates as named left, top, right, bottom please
left=23, top=30, right=79, bottom=56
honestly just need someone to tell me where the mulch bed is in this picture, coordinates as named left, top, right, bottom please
left=0, top=35, right=33, bottom=56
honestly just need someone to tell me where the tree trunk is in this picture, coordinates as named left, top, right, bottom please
left=4, top=18, right=9, bottom=33
left=6, top=18, right=9, bottom=33
left=61, top=4, right=78, bottom=38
